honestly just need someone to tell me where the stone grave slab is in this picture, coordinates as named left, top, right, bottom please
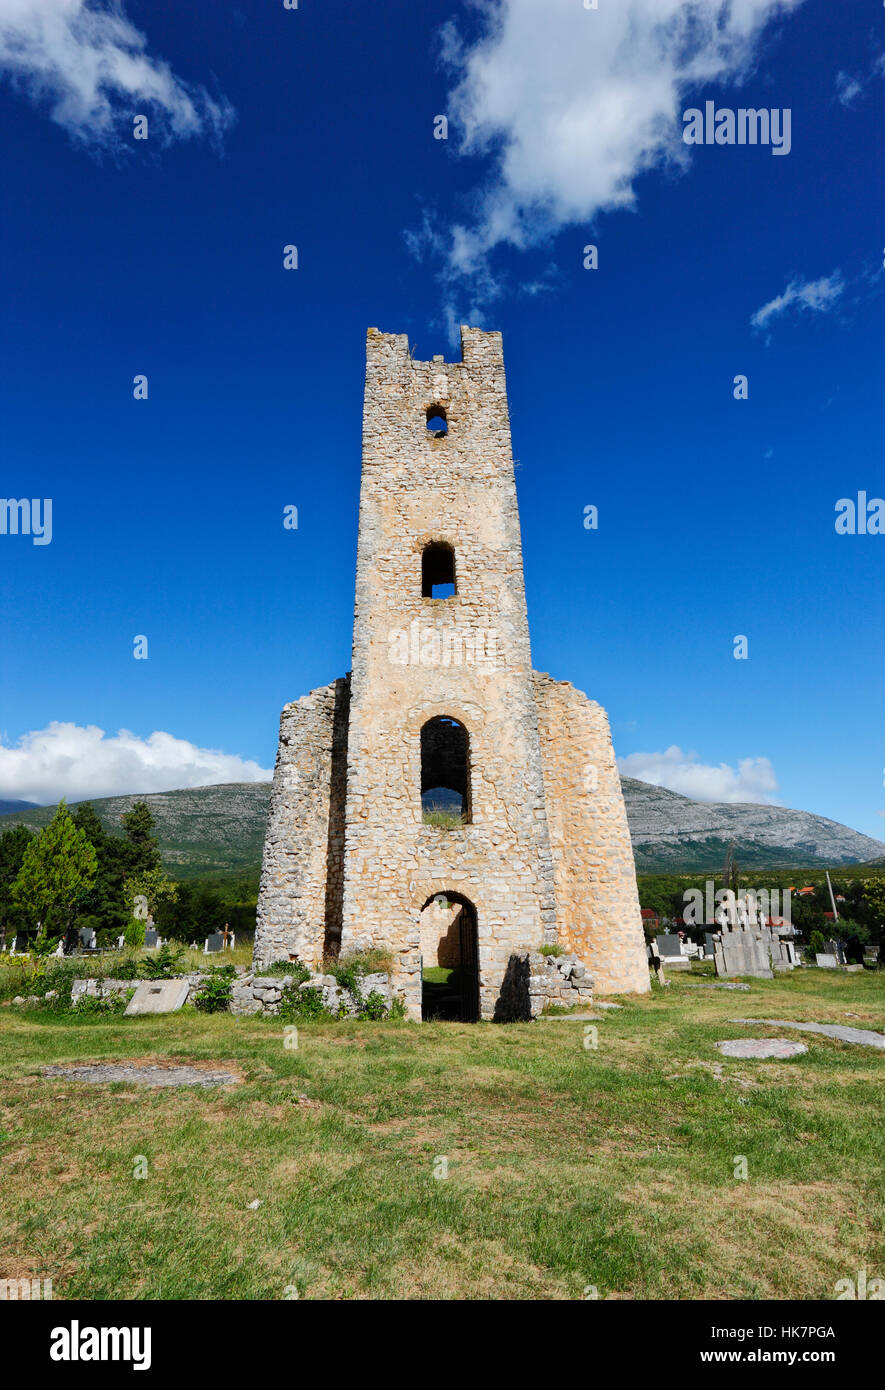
left=124, top=979, right=190, bottom=1016
left=815, top=954, right=838, bottom=968
left=729, top=1017, right=885, bottom=1050
left=716, top=1038, right=807, bottom=1059
left=43, top=1063, right=237, bottom=1087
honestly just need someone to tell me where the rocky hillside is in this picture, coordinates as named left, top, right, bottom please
left=1, top=779, right=882, bottom=877
left=621, top=778, right=885, bottom=872
left=0, top=784, right=271, bottom=879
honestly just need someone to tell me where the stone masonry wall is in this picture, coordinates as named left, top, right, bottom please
left=534, top=673, right=650, bottom=995
left=254, top=677, right=350, bottom=970
left=339, top=326, right=559, bottom=1019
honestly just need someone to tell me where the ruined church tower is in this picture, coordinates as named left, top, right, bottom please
left=254, top=326, right=649, bottom=1017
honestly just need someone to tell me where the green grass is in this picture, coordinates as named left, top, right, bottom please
left=421, top=809, right=467, bottom=828
left=422, top=967, right=457, bottom=984
left=0, top=966, right=882, bottom=1300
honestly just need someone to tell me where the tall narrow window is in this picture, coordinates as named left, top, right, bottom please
left=426, top=405, right=448, bottom=437
left=422, top=542, right=456, bottom=599
left=421, top=716, right=470, bottom=824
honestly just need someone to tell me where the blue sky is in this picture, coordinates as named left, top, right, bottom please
left=0, top=0, right=883, bottom=842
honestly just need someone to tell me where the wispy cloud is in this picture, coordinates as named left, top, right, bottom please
left=0, top=722, right=270, bottom=804
left=835, top=71, right=863, bottom=108
left=421, top=0, right=806, bottom=331
left=618, top=745, right=781, bottom=805
left=0, top=0, right=234, bottom=151
left=835, top=52, right=885, bottom=108
left=750, top=271, right=845, bottom=330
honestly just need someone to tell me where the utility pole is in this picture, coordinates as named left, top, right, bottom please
left=825, top=870, right=839, bottom=921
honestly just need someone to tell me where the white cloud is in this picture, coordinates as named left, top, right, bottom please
left=835, top=53, right=885, bottom=108
left=0, top=0, right=234, bottom=149
left=750, top=271, right=845, bottom=329
left=431, top=0, right=805, bottom=318
left=618, top=745, right=781, bottom=804
left=0, top=722, right=271, bottom=804
left=835, top=71, right=862, bottom=107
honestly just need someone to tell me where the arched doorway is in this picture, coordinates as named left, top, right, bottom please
left=419, top=892, right=479, bottom=1022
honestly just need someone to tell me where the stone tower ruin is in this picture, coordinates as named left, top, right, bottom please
left=254, top=326, right=649, bottom=1018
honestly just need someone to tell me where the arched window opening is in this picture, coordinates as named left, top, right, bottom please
left=426, top=405, right=448, bottom=437
left=422, top=542, right=456, bottom=599
left=421, top=716, right=470, bottom=825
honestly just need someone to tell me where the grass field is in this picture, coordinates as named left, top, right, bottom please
left=1, top=966, right=882, bottom=1300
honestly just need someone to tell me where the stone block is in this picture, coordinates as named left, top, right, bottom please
left=124, top=980, right=190, bottom=1016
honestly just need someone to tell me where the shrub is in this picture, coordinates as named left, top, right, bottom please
left=357, top=990, right=390, bottom=1021
left=137, top=943, right=185, bottom=980
left=124, top=919, right=145, bottom=949
left=193, top=964, right=236, bottom=1013
left=540, top=943, right=564, bottom=958
left=278, top=983, right=331, bottom=1021
left=73, top=991, right=129, bottom=1016
left=262, top=960, right=310, bottom=982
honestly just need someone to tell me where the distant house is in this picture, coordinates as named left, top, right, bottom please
left=640, top=908, right=660, bottom=932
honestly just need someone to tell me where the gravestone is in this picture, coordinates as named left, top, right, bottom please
left=656, top=934, right=683, bottom=958
left=815, top=953, right=838, bottom=969
left=205, top=934, right=224, bottom=954
left=79, top=927, right=97, bottom=950
left=144, top=930, right=160, bottom=949
left=124, top=979, right=190, bottom=1016
left=704, top=932, right=718, bottom=955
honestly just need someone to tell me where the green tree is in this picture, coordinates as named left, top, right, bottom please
left=12, top=802, right=98, bottom=943
left=125, top=867, right=178, bottom=920
left=0, top=824, right=36, bottom=946
left=120, top=802, right=161, bottom=874
left=862, top=878, right=885, bottom=925
left=808, top=929, right=826, bottom=957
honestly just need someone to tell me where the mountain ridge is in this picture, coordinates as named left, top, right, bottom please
left=0, top=779, right=882, bottom=877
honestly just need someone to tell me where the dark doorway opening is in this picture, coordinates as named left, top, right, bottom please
left=419, top=889, right=475, bottom=1023
left=420, top=892, right=480, bottom=1022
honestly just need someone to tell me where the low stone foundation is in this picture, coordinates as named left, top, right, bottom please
left=495, top=951, right=595, bottom=1021
left=70, top=972, right=212, bottom=1004
left=230, top=971, right=392, bottom=1017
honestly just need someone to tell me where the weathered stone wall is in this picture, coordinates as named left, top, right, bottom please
left=339, top=327, right=559, bottom=1019
left=533, top=674, right=650, bottom=995
left=253, top=325, right=650, bottom=1013
left=231, top=971, right=392, bottom=1017
left=495, top=951, right=595, bottom=1021
left=419, top=898, right=463, bottom=968
left=254, top=677, right=349, bottom=970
